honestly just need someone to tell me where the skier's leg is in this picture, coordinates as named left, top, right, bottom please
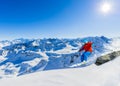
left=84, top=52, right=91, bottom=61
left=80, top=52, right=85, bottom=62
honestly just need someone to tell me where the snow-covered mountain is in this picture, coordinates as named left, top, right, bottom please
left=0, top=36, right=119, bottom=78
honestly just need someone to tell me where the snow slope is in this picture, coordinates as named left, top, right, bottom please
left=0, top=36, right=111, bottom=77
left=0, top=36, right=120, bottom=78
left=0, top=36, right=120, bottom=86
left=0, top=56, right=120, bottom=86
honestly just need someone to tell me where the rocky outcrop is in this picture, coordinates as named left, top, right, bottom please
left=95, top=51, right=120, bottom=65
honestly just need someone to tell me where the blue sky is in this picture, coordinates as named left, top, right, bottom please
left=0, top=0, right=120, bottom=40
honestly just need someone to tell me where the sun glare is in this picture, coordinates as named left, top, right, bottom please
left=100, top=2, right=112, bottom=14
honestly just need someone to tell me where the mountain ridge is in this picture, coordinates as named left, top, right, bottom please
left=0, top=36, right=118, bottom=78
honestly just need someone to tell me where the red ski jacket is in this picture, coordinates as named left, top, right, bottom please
left=79, top=42, right=93, bottom=52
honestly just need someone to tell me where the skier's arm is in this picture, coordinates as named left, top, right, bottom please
left=78, top=46, right=84, bottom=52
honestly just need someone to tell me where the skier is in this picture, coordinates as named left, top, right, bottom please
left=79, top=40, right=93, bottom=64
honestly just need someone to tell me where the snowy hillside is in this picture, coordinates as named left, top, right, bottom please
left=0, top=36, right=120, bottom=78
left=0, top=56, right=120, bottom=86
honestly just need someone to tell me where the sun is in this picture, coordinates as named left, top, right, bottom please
left=100, top=2, right=112, bottom=14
